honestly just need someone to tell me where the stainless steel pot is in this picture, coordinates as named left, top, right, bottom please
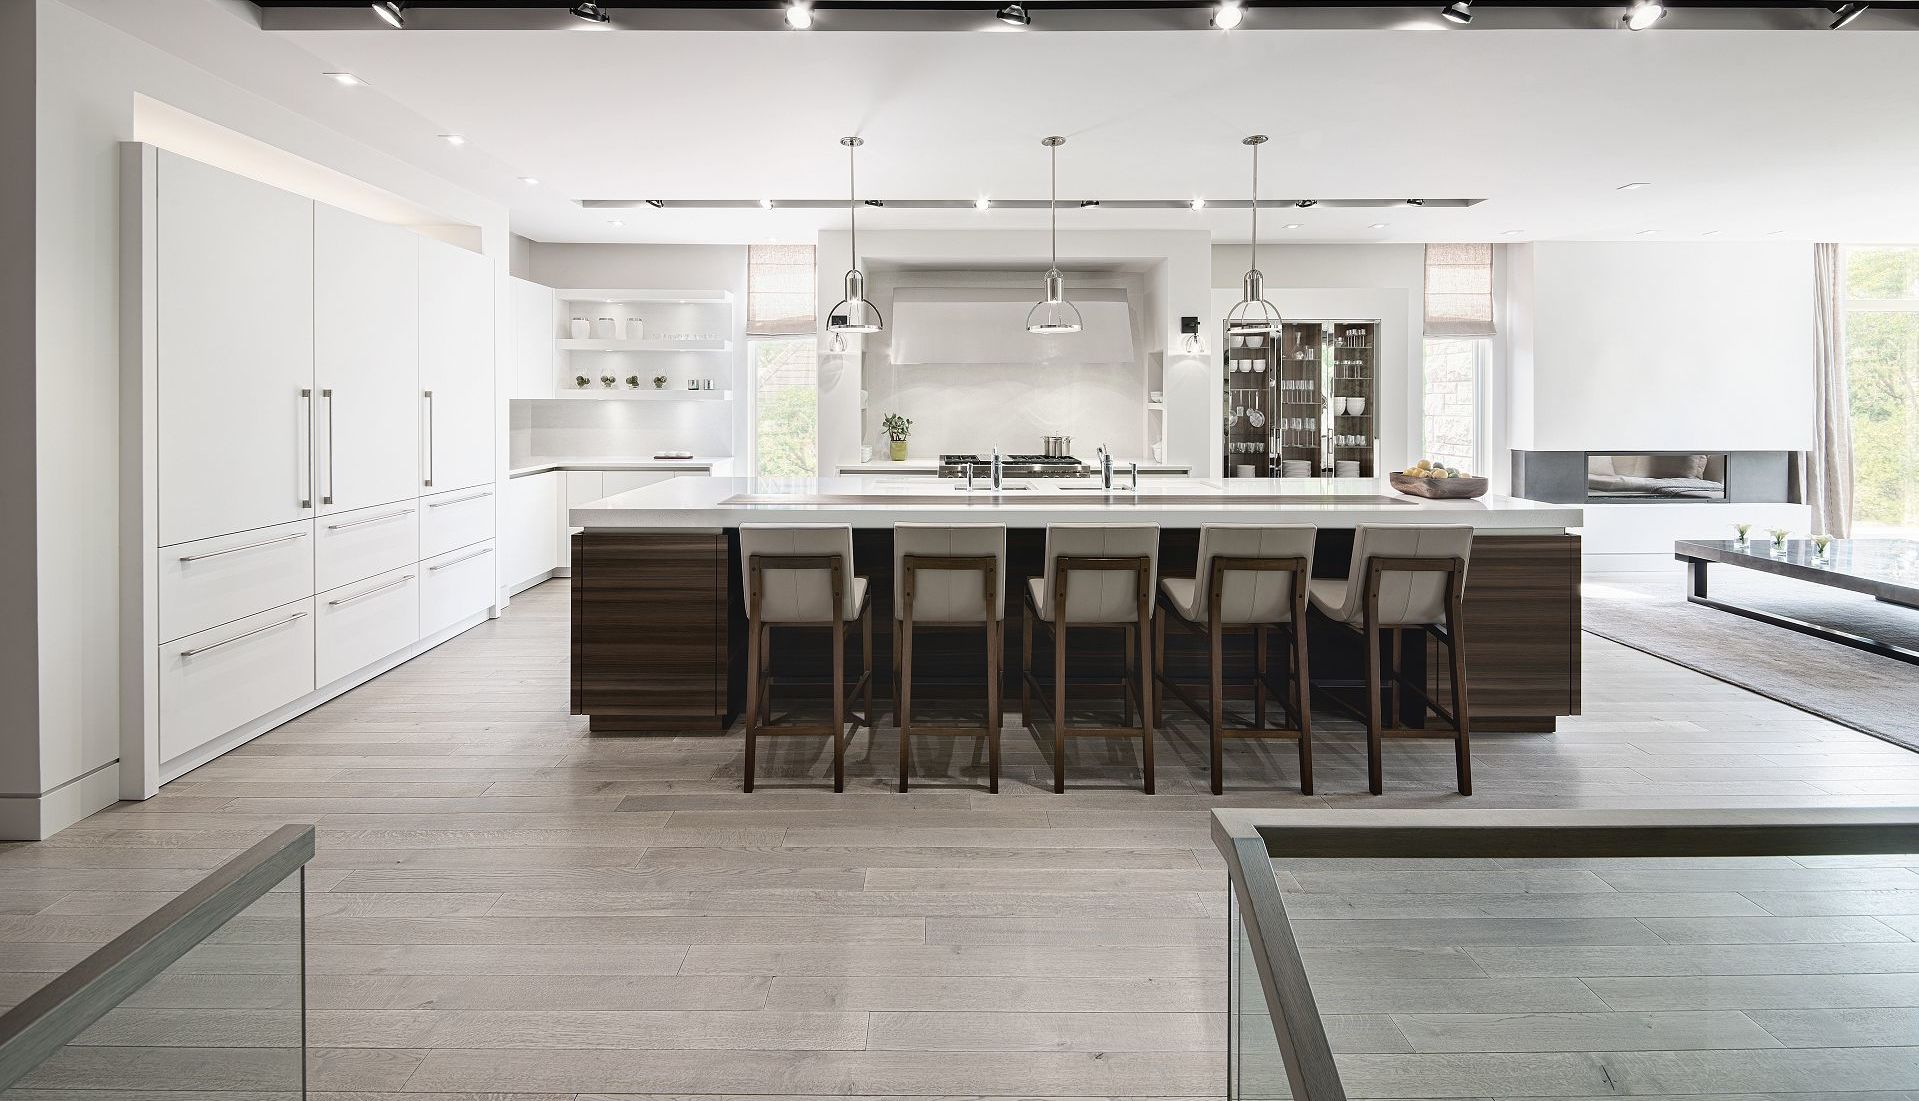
left=1041, top=435, right=1072, bottom=457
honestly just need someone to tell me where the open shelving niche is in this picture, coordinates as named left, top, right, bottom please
left=553, top=288, right=737, bottom=401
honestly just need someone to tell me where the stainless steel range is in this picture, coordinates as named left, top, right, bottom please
left=938, top=453, right=1087, bottom=479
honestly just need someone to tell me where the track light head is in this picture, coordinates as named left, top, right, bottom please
left=371, top=1, right=406, bottom=29
left=1441, top=0, right=1472, bottom=24
left=1295, top=199, right=1318, bottom=208
left=1621, top=0, right=1666, bottom=30
left=784, top=1, right=813, bottom=29
left=1404, top=198, right=1426, bottom=207
left=569, top=2, right=610, bottom=23
left=996, top=3, right=1032, bottom=26
left=1211, top=1, right=1244, bottom=30
left=1829, top=2, right=1868, bottom=28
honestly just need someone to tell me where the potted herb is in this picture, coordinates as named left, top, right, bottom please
left=652, top=374, right=668, bottom=390
left=1732, top=521, right=1752, bottom=549
left=1768, top=527, right=1791, bottom=555
left=600, top=373, right=616, bottom=389
left=574, top=374, right=590, bottom=389
left=881, top=413, right=913, bottom=462
left=625, top=374, right=641, bottom=389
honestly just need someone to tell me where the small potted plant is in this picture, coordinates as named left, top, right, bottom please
left=1812, top=533, right=1834, bottom=562
left=625, top=374, right=641, bottom=389
left=1768, top=527, right=1791, bottom=555
left=1732, top=521, right=1752, bottom=549
left=881, top=413, right=912, bottom=461
left=574, top=374, right=590, bottom=389
left=600, top=373, right=616, bottom=389
left=652, top=374, right=668, bottom=390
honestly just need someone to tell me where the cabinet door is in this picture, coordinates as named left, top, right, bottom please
left=156, top=153, right=315, bottom=547
left=421, top=238, right=496, bottom=493
left=509, top=277, right=558, bottom=399
left=315, top=204, right=419, bottom=515
left=503, top=472, right=561, bottom=591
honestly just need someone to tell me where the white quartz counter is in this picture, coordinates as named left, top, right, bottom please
left=509, top=456, right=734, bottom=479
left=835, top=458, right=1190, bottom=476
left=571, top=476, right=1582, bottom=531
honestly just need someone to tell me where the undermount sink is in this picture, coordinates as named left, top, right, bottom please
left=1056, top=483, right=1136, bottom=491
left=950, top=482, right=1033, bottom=491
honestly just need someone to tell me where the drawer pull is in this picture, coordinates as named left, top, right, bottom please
left=180, top=612, right=308, bottom=658
left=427, top=491, right=493, bottom=509
left=178, top=532, right=307, bottom=563
left=328, top=574, right=415, bottom=608
left=428, top=546, right=494, bottom=572
left=326, top=508, right=415, bottom=532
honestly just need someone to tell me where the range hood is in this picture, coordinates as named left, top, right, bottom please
left=888, top=285, right=1136, bottom=366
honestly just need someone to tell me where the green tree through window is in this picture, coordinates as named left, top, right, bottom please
left=1845, top=247, right=1919, bottom=533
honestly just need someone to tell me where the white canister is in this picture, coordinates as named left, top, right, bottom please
left=569, top=317, right=590, bottom=340
left=591, top=317, right=618, bottom=340
left=625, top=317, right=645, bottom=342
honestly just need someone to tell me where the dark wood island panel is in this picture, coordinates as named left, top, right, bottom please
left=570, top=530, right=1582, bottom=735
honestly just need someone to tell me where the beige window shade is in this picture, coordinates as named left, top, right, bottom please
left=746, top=244, right=816, bottom=336
left=1424, top=243, right=1497, bottom=338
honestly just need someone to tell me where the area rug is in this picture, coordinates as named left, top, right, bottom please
left=1583, top=565, right=1919, bottom=753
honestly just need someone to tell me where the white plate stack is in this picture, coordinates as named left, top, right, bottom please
left=1281, top=459, right=1314, bottom=478
left=1334, top=460, right=1361, bottom=477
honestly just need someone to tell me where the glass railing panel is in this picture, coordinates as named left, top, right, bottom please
left=1230, top=884, right=1291, bottom=1101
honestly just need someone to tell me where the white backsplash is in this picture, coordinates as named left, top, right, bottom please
left=510, top=399, right=733, bottom=465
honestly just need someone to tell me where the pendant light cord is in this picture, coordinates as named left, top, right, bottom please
left=1249, top=138, right=1259, bottom=273
left=1049, top=140, right=1058, bottom=271
left=847, top=139, right=858, bottom=267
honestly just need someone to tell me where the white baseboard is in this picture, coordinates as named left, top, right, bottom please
left=505, top=568, right=559, bottom=598
left=0, top=762, right=123, bottom=841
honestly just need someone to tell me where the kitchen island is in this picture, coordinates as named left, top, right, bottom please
left=569, top=477, right=1584, bottom=736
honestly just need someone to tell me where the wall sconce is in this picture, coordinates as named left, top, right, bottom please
left=1179, top=315, right=1207, bottom=356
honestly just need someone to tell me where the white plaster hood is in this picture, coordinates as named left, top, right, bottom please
left=888, top=286, right=1136, bottom=367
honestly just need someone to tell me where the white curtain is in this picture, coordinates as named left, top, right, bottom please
left=1423, top=243, right=1497, bottom=338
left=1809, top=243, right=1853, bottom=537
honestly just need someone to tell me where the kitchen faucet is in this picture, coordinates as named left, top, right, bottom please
left=990, top=448, right=1004, bottom=491
left=1098, top=445, right=1115, bottom=490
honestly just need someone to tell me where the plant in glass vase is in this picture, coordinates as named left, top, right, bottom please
left=574, top=374, right=590, bottom=389
left=1768, top=527, right=1791, bottom=555
left=600, top=374, right=616, bottom=389
left=653, top=374, right=668, bottom=390
left=881, top=413, right=912, bottom=462
left=1732, top=521, right=1752, bottom=549
left=1812, top=533, right=1834, bottom=562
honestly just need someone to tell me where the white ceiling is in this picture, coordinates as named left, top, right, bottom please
left=70, top=2, right=1919, bottom=245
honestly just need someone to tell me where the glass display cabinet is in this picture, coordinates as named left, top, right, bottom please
left=1221, top=318, right=1379, bottom=477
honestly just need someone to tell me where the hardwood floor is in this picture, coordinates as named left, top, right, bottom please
left=4, top=578, right=1918, bottom=1100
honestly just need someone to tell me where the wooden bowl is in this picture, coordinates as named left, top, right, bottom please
left=1390, top=472, right=1489, bottom=500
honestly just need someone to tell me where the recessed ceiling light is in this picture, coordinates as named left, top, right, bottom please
left=1617, top=181, right=1651, bottom=191
left=1441, top=0, right=1473, bottom=24
left=371, top=1, right=406, bottom=29
left=569, top=2, right=610, bottom=22
left=975, top=197, right=991, bottom=210
left=440, top=134, right=466, bottom=146
left=1190, top=197, right=1206, bottom=211
left=1295, top=199, right=1317, bottom=209
left=996, top=2, right=1032, bottom=26
left=759, top=198, right=774, bottom=209
left=1212, top=2, right=1244, bottom=30
left=608, top=219, right=626, bottom=227
left=324, top=72, right=364, bottom=86
left=1830, top=2, right=1868, bottom=28
left=1621, top=0, right=1666, bottom=30
left=1369, top=222, right=1389, bottom=229
left=785, top=1, right=813, bottom=29
left=1282, top=223, right=1302, bottom=230
left=519, top=176, right=539, bottom=186
left=1635, top=228, right=1659, bottom=236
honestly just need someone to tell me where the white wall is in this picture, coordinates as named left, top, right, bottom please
left=9, top=0, right=511, bottom=839
left=1508, top=242, right=1815, bottom=452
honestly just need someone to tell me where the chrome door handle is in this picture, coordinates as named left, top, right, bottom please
left=322, top=388, right=335, bottom=506
left=325, top=508, right=415, bottom=532
left=179, top=612, right=308, bottom=658
left=178, top=532, right=307, bottom=563
left=428, top=546, right=493, bottom=572
left=327, top=574, right=414, bottom=608
left=423, top=389, right=435, bottom=489
left=299, top=388, right=313, bottom=509
left=426, top=491, right=491, bottom=509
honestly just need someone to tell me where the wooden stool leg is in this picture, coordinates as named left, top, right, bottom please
left=898, top=614, right=913, bottom=793
left=1053, top=621, right=1068, bottom=794
left=1293, top=614, right=1314, bottom=796
left=1364, top=617, right=1384, bottom=796
left=832, top=619, right=846, bottom=794
left=1448, top=607, right=1472, bottom=797
left=1020, top=609, right=1033, bottom=730
left=1255, top=625, right=1269, bottom=731
left=987, top=619, right=1002, bottom=794
left=1122, top=625, right=1137, bottom=728
left=743, top=618, right=762, bottom=794
left=862, top=604, right=875, bottom=736
left=1209, top=618, right=1225, bottom=796
left=1140, top=607, right=1155, bottom=796
left=1152, top=612, right=1166, bottom=729
left=1383, top=627, right=1400, bottom=730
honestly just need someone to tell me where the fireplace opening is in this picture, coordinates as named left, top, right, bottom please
left=1585, top=453, right=1728, bottom=501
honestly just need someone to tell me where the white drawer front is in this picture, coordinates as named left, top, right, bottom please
left=316, top=500, right=419, bottom=593
left=159, top=598, right=315, bottom=763
left=419, top=486, right=496, bottom=560
left=159, top=520, right=314, bottom=644
left=316, top=566, right=419, bottom=686
left=420, top=540, right=495, bottom=637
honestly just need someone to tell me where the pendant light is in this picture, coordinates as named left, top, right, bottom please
left=1027, top=136, right=1083, bottom=335
left=1226, top=134, right=1283, bottom=336
left=828, top=136, right=882, bottom=334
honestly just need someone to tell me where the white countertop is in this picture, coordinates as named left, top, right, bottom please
left=836, top=458, right=1189, bottom=475
left=571, top=475, right=1582, bottom=531
left=509, top=456, right=734, bottom=479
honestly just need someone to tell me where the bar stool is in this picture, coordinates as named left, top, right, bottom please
left=1307, top=524, right=1473, bottom=796
left=1020, top=523, right=1159, bottom=794
left=739, top=523, right=875, bottom=793
left=893, top=523, right=1007, bottom=793
left=1153, top=525, right=1317, bottom=796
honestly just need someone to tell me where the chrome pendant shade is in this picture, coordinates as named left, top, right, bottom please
left=828, top=136, right=883, bottom=334
left=1027, top=136, right=1083, bottom=335
left=1226, top=134, right=1284, bottom=336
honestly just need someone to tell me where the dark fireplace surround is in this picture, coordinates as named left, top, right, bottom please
left=1512, top=450, right=1802, bottom=505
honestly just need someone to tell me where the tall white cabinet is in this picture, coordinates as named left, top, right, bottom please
left=123, top=146, right=500, bottom=799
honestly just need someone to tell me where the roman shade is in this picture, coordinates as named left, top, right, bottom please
left=1424, top=243, right=1497, bottom=339
left=745, top=244, right=816, bottom=337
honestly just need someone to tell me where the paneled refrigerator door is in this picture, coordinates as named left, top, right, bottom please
left=155, top=152, right=316, bottom=547
left=314, top=204, right=420, bottom=515
left=420, top=238, right=496, bottom=493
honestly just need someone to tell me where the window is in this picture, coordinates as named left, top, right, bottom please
left=1421, top=337, right=1485, bottom=472
left=1842, top=245, right=1919, bottom=533
left=746, top=245, right=818, bottom=477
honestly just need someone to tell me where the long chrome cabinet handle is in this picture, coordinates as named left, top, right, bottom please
left=322, top=388, right=335, bottom=506
left=426, top=490, right=492, bottom=509
left=178, top=532, right=307, bottom=563
left=299, top=388, right=313, bottom=509
left=179, top=612, right=308, bottom=658
left=428, top=546, right=493, bottom=572
left=326, top=508, right=415, bottom=532
left=423, top=389, right=435, bottom=489
left=328, top=574, right=414, bottom=608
